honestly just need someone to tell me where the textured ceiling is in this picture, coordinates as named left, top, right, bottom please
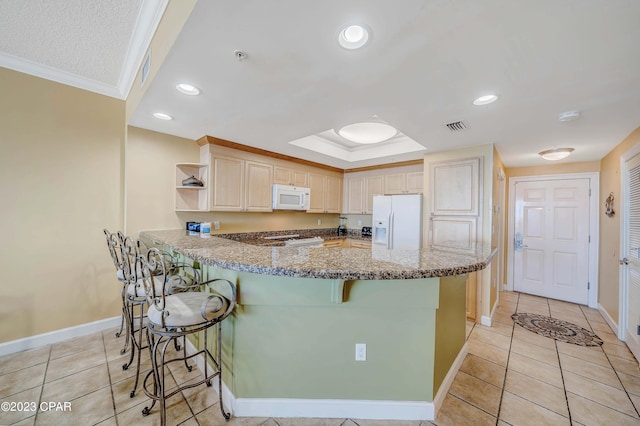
left=0, top=0, right=166, bottom=98
left=2, top=0, right=640, bottom=168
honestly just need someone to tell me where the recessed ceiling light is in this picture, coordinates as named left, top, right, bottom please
left=338, top=25, right=369, bottom=49
left=152, top=112, right=173, bottom=120
left=338, top=121, right=397, bottom=144
left=473, top=94, right=498, bottom=106
left=175, top=83, right=201, bottom=96
left=538, top=147, right=574, bottom=161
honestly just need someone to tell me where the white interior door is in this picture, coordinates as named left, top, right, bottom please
left=513, top=179, right=590, bottom=304
left=622, top=152, right=640, bottom=361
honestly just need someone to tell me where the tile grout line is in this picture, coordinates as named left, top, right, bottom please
left=102, top=331, right=120, bottom=426
left=32, top=344, right=52, bottom=425
left=494, top=292, right=518, bottom=425
left=549, top=297, right=573, bottom=425
left=579, top=305, right=640, bottom=419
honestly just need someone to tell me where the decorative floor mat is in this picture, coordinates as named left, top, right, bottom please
left=511, top=313, right=604, bottom=346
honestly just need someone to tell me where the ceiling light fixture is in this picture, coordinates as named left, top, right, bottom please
left=175, top=83, right=201, bottom=96
left=338, top=121, right=397, bottom=144
left=538, top=147, right=574, bottom=161
left=152, top=112, right=173, bottom=120
left=473, top=94, right=498, bottom=106
left=558, top=110, right=580, bottom=122
left=338, top=25, right=369, bottom=49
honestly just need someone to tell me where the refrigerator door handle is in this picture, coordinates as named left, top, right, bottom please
left=388, top=212, right=394, bottom=249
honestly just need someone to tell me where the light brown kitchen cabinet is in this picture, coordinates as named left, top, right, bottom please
left=245, top=160, right=274, bottom=211
left=384, top=172, right=423, bottom=194
left=344, top=175, right=384, bottom=214
left=322, top=239, right=343, bottom=248
left=211, top=155, right=273, bottom=212
left=273, top=166, right=307, bottom=187
left=308, top=173, right=342, bottom=213
left=344, top=177, right=365, bottom=214
left=405, top=172, right=424, bottom=193
left=364, top=176, right=384, bottom=213
left=349, top=240, right=372, bottom=249
left=211, top=156, right=244, bottom=211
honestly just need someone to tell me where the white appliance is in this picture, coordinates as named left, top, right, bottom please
left=272, top=184, right=311, bottom=211
left=372, top=194, right=422, bottom=249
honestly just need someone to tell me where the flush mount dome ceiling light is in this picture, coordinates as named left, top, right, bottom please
left=152, top=112, right=173, bottom=120
left=539, top=147, right=574, bottom=161
left=338, top=25, right=369, bottom=49
left=338, top=121, right=397, bottom=144
left=175, top=83, right=201, bottom=96
left=473, top=94, right=498, bottom=106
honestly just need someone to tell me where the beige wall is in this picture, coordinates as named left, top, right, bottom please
left=506, top=161, right=600, bottom=178
left=0, top=68, right=125, bottom=343
left=599, top=126, right=640, bottom=323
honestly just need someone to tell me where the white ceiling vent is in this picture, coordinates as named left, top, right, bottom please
left=445, top=121, right=467, bottom=132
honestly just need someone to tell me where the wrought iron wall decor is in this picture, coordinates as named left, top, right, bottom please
left=605, top=192, right=615, bottom=217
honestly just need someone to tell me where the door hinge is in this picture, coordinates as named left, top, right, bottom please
left=589, top=188, right=592, bottom=196
left=589, top=235, right=591, bottom=243
left=588, top=282, right=590, bottom=290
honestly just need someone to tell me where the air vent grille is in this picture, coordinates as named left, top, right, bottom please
left=445, top=121, right=467, bottom=132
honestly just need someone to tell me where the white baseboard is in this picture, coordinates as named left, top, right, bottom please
left=481, top=315, right=492, bottom=326
left=0, top=316, right=121, bottom=357
left=597, top=303, right=619, bottom=336
left=184, top=337, right=468, bottom=421
left=234, top=398, right=434, bottom=420
left=432, top=342, right=468, bottom=416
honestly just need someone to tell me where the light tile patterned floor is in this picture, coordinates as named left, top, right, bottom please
left=1, top=291, right=640, bottom=425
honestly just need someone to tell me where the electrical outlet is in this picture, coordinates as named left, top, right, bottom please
left=318, top=219, right=321, bottom=225
left=637, top=325, right=640, bottom=335
left=357, top=220, right=362, bottom=226
left=355, top=343, right=366, bottom=361
left=214, top=221, right=220, bottom=230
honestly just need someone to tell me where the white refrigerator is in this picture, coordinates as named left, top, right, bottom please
left=372, top=194, right=422, bottom=250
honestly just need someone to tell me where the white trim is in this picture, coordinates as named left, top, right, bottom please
left=234, top=398, right=434, bottom=420
left=0, top=316, right=121, bottom=357
left=184, top=337, right=468, bottom=421
left=431, top=342, right=468, bottom=416
left=481, top=315, right=492, bottom=327
left=0, top=1, right=167, bottom=100
left=598, top=303, right=619, bottom=336
left=506, top=172, right=600, bottom=308
left=618, top=143, right=640, bottom=341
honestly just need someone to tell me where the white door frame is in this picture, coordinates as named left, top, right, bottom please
left=619, top=143, right=640, bottom=340
left=506, top=172, right=600, bottom=308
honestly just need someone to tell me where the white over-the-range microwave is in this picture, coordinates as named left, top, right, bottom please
left=272, top=184, right=310, bottom=211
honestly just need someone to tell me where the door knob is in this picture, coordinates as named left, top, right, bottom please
left=620, top=258, right=629, bottom=265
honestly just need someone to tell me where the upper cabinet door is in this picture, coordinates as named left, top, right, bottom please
left=307, top=173, right=326, bottom=213
left=325, top=176, right=342, bottom=213
left=365, top=176, right=384, bottom=214
left=405, top=172, right=424, bottom=194
left=345, top=177, right=365, bottom=214
left=212, top=156, right=244, bottom=211
left=245, top=160, right=273, bottom=211
left=384, top=174, right=406, bottom=194
left=430, top=157, right=481, bottom=216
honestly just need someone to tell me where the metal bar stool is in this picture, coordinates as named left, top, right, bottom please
left=137, top=243, right=236, bottom=425
left=103, top=229, right=131, bottom=355
left=119, top=234, right=195, bottom=398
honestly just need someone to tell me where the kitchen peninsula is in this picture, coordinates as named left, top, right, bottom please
left=140, top=229, right=496, bottom=420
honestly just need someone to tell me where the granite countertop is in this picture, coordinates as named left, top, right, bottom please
left=140, top=229, right=497, bottom=280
